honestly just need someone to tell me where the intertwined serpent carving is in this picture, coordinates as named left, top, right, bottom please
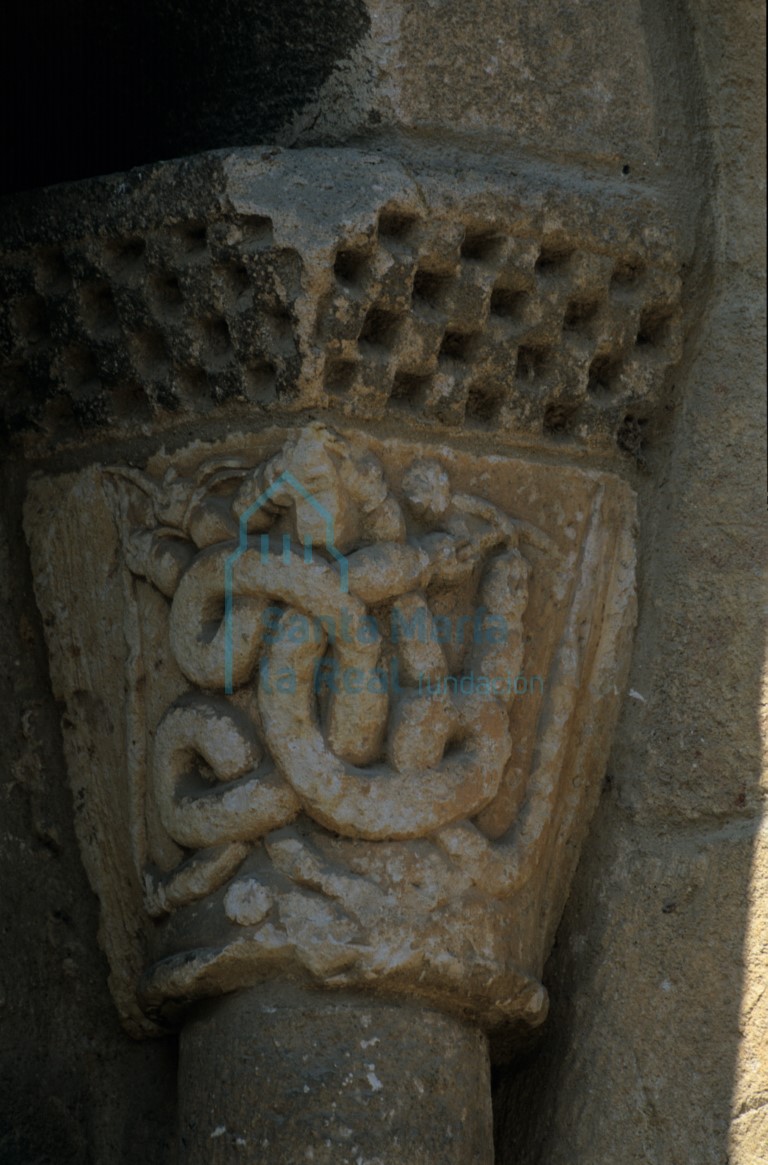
left=121, top=426, right=537, bottom=875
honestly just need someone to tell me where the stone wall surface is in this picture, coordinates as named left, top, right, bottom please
left=279, top=0, right=660, bottom=168
left=0, top=462, right=179, bottom=1162
left=494, top=0, right=767, bottom=1161
left=0, top=0, right=764, bottom=1163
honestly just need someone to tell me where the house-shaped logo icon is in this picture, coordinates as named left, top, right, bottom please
left=224, top=470, right=349, bottom=694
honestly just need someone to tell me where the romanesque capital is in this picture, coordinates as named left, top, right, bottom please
left=8, top=146, right=675, bottom=1054
left=25, top=419, right=636, bottom=1044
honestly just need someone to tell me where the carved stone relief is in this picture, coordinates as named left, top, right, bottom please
left=25, top=422, right=636, bottom=1046
left=2, top=149, right=680, bottom=459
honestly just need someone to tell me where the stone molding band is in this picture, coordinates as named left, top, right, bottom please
left=2, top=148, right=681, bottom=456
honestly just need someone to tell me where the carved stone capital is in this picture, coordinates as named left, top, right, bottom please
left=25, top=422, right=636, bottom=1047
left=7, top=148, right=660, bottom=1098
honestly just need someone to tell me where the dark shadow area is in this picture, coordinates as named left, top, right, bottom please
left=0, top=0, right=369, bottom=195
left=492, top=799, right=763, bottom=1162
left=0, top=455, right=180, bottom=1164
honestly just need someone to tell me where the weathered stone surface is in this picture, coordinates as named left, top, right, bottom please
left=282, top=1, right=658, bottom=169
left=0, top=464, right=178, bottom=1165
left=1, top=0, right=764, bottom=1161
left=179, top=986, right=493, bottom=1165
left=730, top=826, right=768, bottom=1164
left=0, top=149, right=681, bottom=457
left=24, top=424, right=636, bottom=1048
left=4, top=0, right=660, bottom=195
left=493, top=3, right=767, bottom=1158
left=495, top=811, right=768, bottom=1165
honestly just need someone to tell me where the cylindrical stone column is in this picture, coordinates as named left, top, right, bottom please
left=178, top=986, right=493, bottom=1165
